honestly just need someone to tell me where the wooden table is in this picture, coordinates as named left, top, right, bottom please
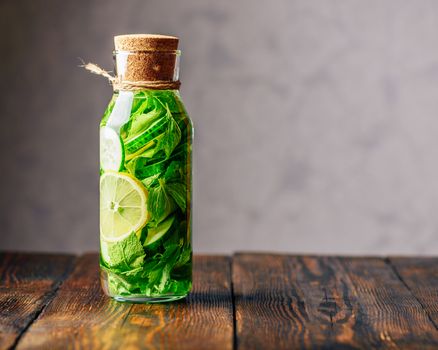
left=0, top=253, right=437, bottom=349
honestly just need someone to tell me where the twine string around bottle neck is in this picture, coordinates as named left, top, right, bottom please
left=82, top=62, right=181, bottom=90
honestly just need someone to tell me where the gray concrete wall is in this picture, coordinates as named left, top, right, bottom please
left=1, top=0, right=438, bottom=254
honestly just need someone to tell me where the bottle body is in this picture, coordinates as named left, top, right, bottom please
left=99, top=89, right=193, bottom=302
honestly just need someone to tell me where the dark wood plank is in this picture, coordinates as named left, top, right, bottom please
left=388, top=257, right=438, bottom=329
left=340, top=257, right=438, bottom=348
left=17, top=254, right=234, bottom=350
left=233, top=254, right=363, bottom=349
left=232, top=254, right=438, bottom=349
left=0, top=252, right=75, bottom=349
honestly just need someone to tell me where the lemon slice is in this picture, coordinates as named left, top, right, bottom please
left=100, top=171, right=149, bottom=242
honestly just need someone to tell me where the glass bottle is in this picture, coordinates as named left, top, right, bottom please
left=99, top=34, right=193, bottom=303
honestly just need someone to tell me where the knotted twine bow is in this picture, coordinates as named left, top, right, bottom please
left=82, top=62, right=181, bottom=90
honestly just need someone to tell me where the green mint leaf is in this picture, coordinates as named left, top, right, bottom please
left=141, top=173, right=161, bottom=188
left=125, top=150, right=156, bottom=177
left=150, top=243, right=180, bottom=293
left=152, top=92, right=182, bottom=114
left=106, top=232, right=146, bottom=271
left=107, top=270, right=141, bottom=295
left=166, top=182, right=187, bottom=212
left=126, top=108, right=163, bottom=140
left=130, top=93, right=149, bottom=116
left=164, top=161, right=183, bottom=181
left=148, top=178, right=176, bottom=224
left=129, top=156, right=167, bottom=180
left=155, top=104, right=181, bottom=159
left=158, top=263, right=172, bottom=292
left=176, top=248, right=192, bottom=268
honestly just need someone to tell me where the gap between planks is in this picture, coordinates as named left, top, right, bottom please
left=0, top=253, right=77, bottom=350
left=231, top=253, right=438, bottom=349
left=385, top=257, right=438, bottom=331
left=14, top=254, right=235, bottom=350
left=10, top=257, right=77, bottom=350
left=7, top=253, right=438, bottom=350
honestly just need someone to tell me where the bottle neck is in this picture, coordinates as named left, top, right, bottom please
left=114, top=50, right=180, bottom=83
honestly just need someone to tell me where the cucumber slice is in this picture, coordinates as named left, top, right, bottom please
left=143, top=215, right=175, bottom=248
left=124, top=134, right=164, bottom=162
left=125, top=117, right=168, bottom=155
left=100, top=126, right=124, bottom=171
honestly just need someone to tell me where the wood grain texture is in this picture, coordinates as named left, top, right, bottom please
left=232, top=254, right=438, bottom=350
left=388, top=257, right=438, bottom=329
left=340, top=257, right=438, bottom=348
left=17, top=254, right=234, bottom=350
left=0, top=252, right=75, bottom=350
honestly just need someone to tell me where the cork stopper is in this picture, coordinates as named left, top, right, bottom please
left=114, top=34, right=179, bottom=82
left=114, top=34, right=179, bottom=52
